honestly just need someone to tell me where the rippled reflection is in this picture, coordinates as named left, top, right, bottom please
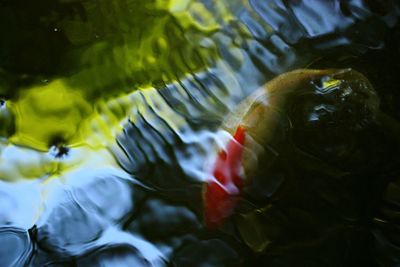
left=0, top=0, right=400, bottom=266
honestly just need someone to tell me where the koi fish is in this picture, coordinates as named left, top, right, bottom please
left=203, top=126, right=246, bottom=229
left=202, top=69, right=370, bottom=229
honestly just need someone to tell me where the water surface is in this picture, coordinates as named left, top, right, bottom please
left=1, top=1, right=400, bottom=266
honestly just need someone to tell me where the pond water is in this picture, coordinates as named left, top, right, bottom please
left=1, top=0, right=400, bottom=266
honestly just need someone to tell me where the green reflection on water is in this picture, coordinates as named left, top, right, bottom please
left=0, top=0, right=227, bottom=151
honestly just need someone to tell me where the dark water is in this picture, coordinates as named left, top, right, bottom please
left=1, top=0, right=400, bottom=266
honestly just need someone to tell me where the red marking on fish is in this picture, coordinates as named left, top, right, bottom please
left=203, top=126, right=246, bottom=229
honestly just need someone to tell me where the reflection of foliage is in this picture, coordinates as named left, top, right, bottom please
left=0, top=0, right=220, bottom=99
left=0, top=0, right=226, bottom=150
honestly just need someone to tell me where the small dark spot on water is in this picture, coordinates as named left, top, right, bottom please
left=48, top=136, right=69, bottom=158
